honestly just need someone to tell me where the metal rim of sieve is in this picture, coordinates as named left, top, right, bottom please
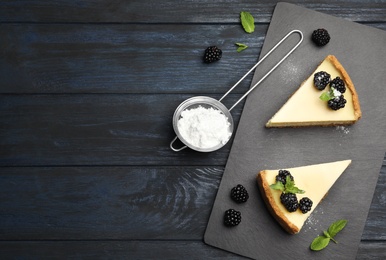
left=171, top=96, right=234, bottom=152
left=170, top=30, right=304, bottom=152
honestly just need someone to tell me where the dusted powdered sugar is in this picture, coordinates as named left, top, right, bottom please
left=177, top=106, right=232, bottom=149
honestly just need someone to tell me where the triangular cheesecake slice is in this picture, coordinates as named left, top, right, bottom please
left=266, top=55, right=361, bottom=127
left=256, top=160, right=351, bottom=234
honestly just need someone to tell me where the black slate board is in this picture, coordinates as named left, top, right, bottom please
left=204, top=2, right=386, bottom=259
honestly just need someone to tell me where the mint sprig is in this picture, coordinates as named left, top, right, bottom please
left=320, top=87, right=338, bottom=101
left=235, top=43, right=248, bottom=52
left=310, top=219, right=348, bottom=251
left=240, top=11, right=255, bottom=33
left=270, top=175, right=305, bottom=194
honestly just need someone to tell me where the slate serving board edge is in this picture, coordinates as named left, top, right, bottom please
left=204, top=2, right=386, bottom=260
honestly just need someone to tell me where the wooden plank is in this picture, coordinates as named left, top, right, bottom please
left=0, top=24, right=265, bottom=94
left=0, top=240, right=384, bottom=259
left=0, top=241, right=258, bottom=259
left=0, top=166, right=224, bottom=240
left=1, top=23, right=385, bottom=94
left=0, top=94, right=243, bottom=166
left=0, top=162, right=384, bottom=240
left=0, top=1, right=385, bottom=23
left=357, top=241, right=386, bottom=260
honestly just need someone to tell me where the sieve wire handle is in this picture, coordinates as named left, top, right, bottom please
left=218, top=29, right=303, bottom=112
left=170, top=136, right=187, bottom=152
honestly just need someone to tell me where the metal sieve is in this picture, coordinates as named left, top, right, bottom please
left=170, top=30, right=303, bottom=152
left=171, top=96, right=234, bottom=152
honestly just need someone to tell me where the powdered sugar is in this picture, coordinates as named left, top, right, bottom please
left=304, top=209, right=324, bottom=233
left=336, top=126, right=350, bottom=134
left=177, top=105, right=232, bottom=149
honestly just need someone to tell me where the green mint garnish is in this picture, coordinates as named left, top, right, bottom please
left=235, top=43, right=248, bottom=52
left=310, top=235, right=330, bottom=251
left=328, top=219, right=348, bottom=238
left=310, top=219, right=348, bottom=251
left=270, top=175, right=305, bottom=194
left=270, top=180, right=284, bottom=191
left=240, top=11, right=255, bottom=33
left=320, top=87, right=338, bottom=101
left=319, top=91, right=333, bottom=101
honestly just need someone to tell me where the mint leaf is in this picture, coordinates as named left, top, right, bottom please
left=311, top=235, right=330, bottom=251
left=323, top=230, right=331, bottom=239
left=328, top=219, right=348, bottom=238
left=270, top=175, right=305, bottom=194
left=240, top=11, right=255, bottom=33
left=270, top=181, right=284, bottom=191
left=319, top=91, right=332, bottom=101
left=284, top=176, right=305, bottom=194
left=310, top=220, right=348, bottom=251
left=235, top=43, right=248, bottom=52
left=320, top=87, right=342, bottom=101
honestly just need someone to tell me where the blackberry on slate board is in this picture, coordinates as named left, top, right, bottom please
left=224, top=209, right=241, bottom=227
left=312, top=28, right=331, bottom=46
left=230, top=184, right=249, bottom=203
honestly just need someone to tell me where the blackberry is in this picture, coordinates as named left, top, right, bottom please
left=311, top=29, right=331, bottom=46
left=203, top=46, right=222, bottom=63
left=314, top=71, right=331, bottom=90
left=275, top=170, right=294, bottom=185
left=299, top=197, right=313, bottom=214
left=223, top=209, right=241, bottom=227
left=330, top=77, right=346, bottom=93
left=328, top=95, right=347, bottom=110
left=230, top=184, right=249, bottom=203
left=280, top=193, right=299, bottom=212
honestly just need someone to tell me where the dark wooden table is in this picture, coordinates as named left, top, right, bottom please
left=0, top=1, right=385, bottom=259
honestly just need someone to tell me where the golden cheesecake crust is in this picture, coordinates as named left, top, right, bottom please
left=257, top=170, right=300, bottom=234
left=266, top=55, right=362, bottom=127
left=256, top=160, right=351, bottom=234
left=327, top=55, right=362, bottom=120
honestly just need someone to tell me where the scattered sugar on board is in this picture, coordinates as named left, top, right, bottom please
left=304, top=209, right=324, bottom=233
left=177, top=105, right=232, bottom=149
left=336, top=125, right=350, bottom=134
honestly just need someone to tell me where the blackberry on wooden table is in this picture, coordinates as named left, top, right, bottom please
left=203, top=46, right=222, bottom=63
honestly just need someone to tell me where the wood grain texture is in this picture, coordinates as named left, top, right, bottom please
left=0, top=166, right=223, bottom=240
left=0, top=0, right=385, bottom=23
left=0, top=241, right=257, bottom=259
left=1, top=23, right=385, bottom=94
left=0, top=240, right=383, bottom=259
left=0, top=94, right=242, bottom=166
left=361, top=160, right=386, bottom=240
left=0, top=162, right=384, bottom=241
left=0, top=24, right=264, bottom=94
left=357, top=241, right=386, bottom=260
left=1, top=0, right=385, bottom=258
